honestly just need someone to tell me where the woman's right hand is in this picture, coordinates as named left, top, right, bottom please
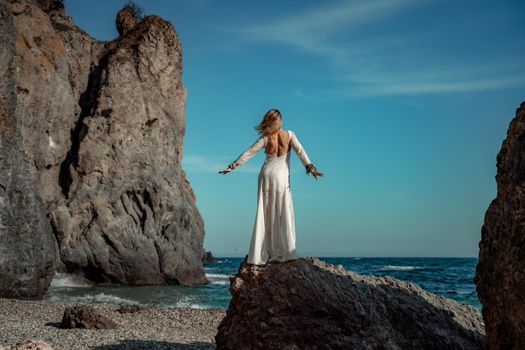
left=218, top=167, right=232, bottom=175
left=218, top=162, right=238, bottom=175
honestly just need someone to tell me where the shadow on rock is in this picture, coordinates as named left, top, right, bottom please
left=44, top=321, right=62, bottom=329
left=89, top=339, right=214, bottom=350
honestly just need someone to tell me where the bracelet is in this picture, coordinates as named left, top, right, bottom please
left=305, top=163, right=315, bottom=174
left=228, top=161, right=239, bottom=169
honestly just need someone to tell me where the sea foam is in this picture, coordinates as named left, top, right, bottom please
left=47, top=292, right=140, bottom=306
left=206, top=273, right=231, bottom=279
left=380, top=265, right=422, bottom=271
left=49, top=273, right=90, bottom=288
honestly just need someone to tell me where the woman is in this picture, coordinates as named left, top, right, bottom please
left=219, top=108, right=323, bottom=265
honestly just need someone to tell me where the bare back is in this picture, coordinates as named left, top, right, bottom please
left=265, top=130, right=290, bottom=157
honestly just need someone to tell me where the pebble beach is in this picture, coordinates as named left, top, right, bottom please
left=0, top=298, right=226, bottom=350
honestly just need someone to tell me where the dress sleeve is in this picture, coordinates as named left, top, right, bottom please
left=233, top=136, right=267, bottom=166
left=289, top=130, right=312, bottom=166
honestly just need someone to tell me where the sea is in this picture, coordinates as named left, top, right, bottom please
left=43, top=257, right=481, bottom=310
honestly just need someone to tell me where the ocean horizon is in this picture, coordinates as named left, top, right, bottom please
left=44, top=256, right=481, bottom=310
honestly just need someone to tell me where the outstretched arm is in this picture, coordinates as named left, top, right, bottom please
left=290, top=130, right=324, bottom=180
left=219, top=136, right=266, bottom=174
left=289, top=130, right=312, bottom=167
left=234, top=136, right=266, bottom=166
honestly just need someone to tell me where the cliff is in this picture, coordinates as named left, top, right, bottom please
left=0, top=0, right=207, bottom=299
left=216, top=257, right=485, bottom=350
left=475, top=101, right=525, bottom=349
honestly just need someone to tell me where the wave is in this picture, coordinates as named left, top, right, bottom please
left=206, top=273, right=231, bottom=279
left=49, top=273, right=90, bottom=288
left=48, top=292, right=212, bottom=309
left=47, top=292, right=139, bottom=306
left=379, top=265, right=423, bottom=271
left=170, top=296, right=207, bottom=309
left=210, top=280, right=229, bottom=286
left=206, top=273, right=231, bottom=286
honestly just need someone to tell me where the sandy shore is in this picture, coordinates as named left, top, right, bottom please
left=0, top=298, right=226, bottom=350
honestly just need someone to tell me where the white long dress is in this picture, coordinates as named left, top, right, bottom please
left=233, top=130, right=312, bottom=265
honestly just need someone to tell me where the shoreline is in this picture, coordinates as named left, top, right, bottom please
left=0, top=297, right=226, bottom=350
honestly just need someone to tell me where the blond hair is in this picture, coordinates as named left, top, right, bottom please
left=255, top=108, right=282, bottom=136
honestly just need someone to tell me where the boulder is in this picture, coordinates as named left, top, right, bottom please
left=216, top=256, right=485, bottom=350
left=61, top=305, right=117, bottom=329
left=2, top=340, right=54, bottom=350
left=474, top=101, right=525, bottom=349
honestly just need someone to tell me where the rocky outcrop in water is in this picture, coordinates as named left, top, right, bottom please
left=216, top=257, right=485, bottom=350
left=475, top=101, right=525, bottom=350
left=0, top=0, right=207, bottom=299
left=201, top=248, right=216, bottom=262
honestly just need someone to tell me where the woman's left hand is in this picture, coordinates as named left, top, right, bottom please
left=219, top=162, right=237, bottom=174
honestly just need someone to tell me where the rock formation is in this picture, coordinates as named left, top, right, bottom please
left=201, top=248, right=216, bottom=262
left=216, top=257, right=485, bottom=350
left=0, top=339, right=54, bottom=350
left=0, top=0, right=58, bottom=299
left=0, top=0, right=207, bottom=299
left=61, top=304, right=117, bottom=329
left=475, top=101, right=525, bottom=349
left=116, top=2, right=141, bottom=36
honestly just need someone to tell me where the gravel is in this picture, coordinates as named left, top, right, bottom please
left=0, top=298, right=226, bottom=349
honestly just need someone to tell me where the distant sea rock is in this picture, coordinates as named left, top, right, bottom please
left=216, top=257, right=485, bottom=350
left=475, top=101, right=525, bottom=349
left=201, top=248, right=216, bottom=262
left=0, top=0, right=207, bottom=299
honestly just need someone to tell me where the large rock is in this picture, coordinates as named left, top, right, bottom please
left=0, top=0, right=207, bottom=299
left=216, top=257, right=485, bottom=350
left=474, top=101, right=525, bottom=349
left=0, top=0, right=57, bottom=299
left=61, top=304, right=117, bottom=329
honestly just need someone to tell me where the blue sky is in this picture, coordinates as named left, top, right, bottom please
left=66, top=0, right=525, bottom=257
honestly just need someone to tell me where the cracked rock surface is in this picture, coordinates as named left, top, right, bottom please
left=216, top=257, right=485, bottom=350
left=475, top=101, right=525, bottom=350
left=0, top=0, right=207, bottom=299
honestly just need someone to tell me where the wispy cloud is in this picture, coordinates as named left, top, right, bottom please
left=232, top=0, right=414, bottom=46
left=182, top=154, right=306, bottom=175
left=220, top=0, right=525, bottom=97
left=358, top=76, right=525, bottom=96
left=334, top=63, right=525, bottom=97
left=182, top=154, right=259, bottom=174
left=223, top=0, right=414, bottom=63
